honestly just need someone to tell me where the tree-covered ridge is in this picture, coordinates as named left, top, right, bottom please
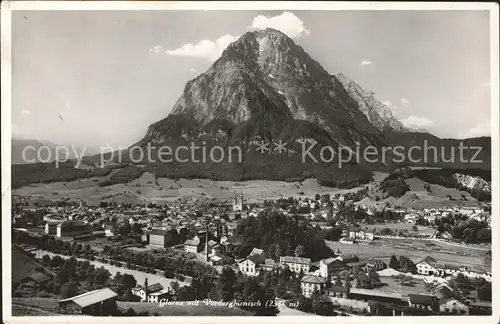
left=232, top=209, right=333, bottom=261
left=384, top=168, right=491, bottom=201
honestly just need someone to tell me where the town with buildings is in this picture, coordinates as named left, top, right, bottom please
left=11, top=188, right=493, bottom=316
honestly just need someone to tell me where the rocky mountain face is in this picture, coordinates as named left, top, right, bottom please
left=333, top=73, right=407, bottom=132
left=453, top=173, right=491, bottom=195
left=139, top=28, right=385, bottom=150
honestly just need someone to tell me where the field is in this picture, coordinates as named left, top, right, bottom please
left=11, top=298, right=253, bottom=316
left=12, top=298, right=60, bottom=312
left=377, top=276, right=428, bottom=295
left=13, top=173, right=365, bottom=204
left=117, top=301, right=253, bottom=316
left=12, top=305, right=61, bottom=316
left=325, top=238, right=490, bottom=269
left=364, top=223, right=436, bottom=237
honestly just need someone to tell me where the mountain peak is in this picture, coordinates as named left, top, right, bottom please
left=237, top=28, right=293, bottom=44
left=219, top=29, right=295, bottom=63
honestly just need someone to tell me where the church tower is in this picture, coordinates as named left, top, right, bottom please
left=205, top=223, right=209, bottom=262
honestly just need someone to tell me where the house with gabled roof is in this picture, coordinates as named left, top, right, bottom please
left=300, top=275, right=327, bottom=297
left=238, top=253, right=266, bottom=277
left=415, top=256, right=439, bottom=276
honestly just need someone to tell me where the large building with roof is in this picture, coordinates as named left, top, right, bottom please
left=57, top=288, right=118, bottom=315
left=53, top=220, right=93, bottom=239
left=280, top=256, right=311, bottom=274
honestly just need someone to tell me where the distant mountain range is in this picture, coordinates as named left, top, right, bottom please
left=12, top=137, right=100, bottom=165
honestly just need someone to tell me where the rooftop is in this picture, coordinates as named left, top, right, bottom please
left=349, top=288, right=403, bottom=300
left=408, top=294, right=436, bottom=306
left=27, top=271, right=52, bottom=283
left=434, top=285, right=454, bottom=300
left=301, top=275, right=326, bottom=284
left=58, top=288, right=118, bottom=308
left=146, top=283, right=164, bottom=293
left=280, top=256, right=311, bottom=265
left=247, top=254, right=266, bottom=265
left=149, top=230, right=168, bottom=236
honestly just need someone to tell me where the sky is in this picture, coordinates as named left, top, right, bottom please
left=11, top=9, right=492, bottom=148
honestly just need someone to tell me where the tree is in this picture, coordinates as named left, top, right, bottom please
left=119, top=223, right=132, bottom=237
left=42, top=254, right=52, bottom=265
left=63, top=241, right=71, bottom=252
left=176, top=286, right=196, bottom=300
left=389, top=255, right=400, bottom=269
left=121, top=274, right=137, bottom=291
left=411, top=225, right=418, bottom=232
left=451, top=226, right=462, bottom=239
left=367, top=268, right=380, bottom=284
left=170, top=281, right=180, bottom=293
left=324, top=227, right=343, bottom=241
left=294, top=245, right=305, bottom=257
left=125, top=307, right=136, bottom=316
left=477, top=282, right=492, bottom=301
left=398, top=256, right=417, bottom=273
left=312, top=295, right=335, bottom=316
left=274, top=244, right=282, bottom=259
left=215, top=266, right=237, bottom=301
left=74, top=243, right=83, bottom=254
left=131, top=223, right=143, bottom=235
left=60, top=281, right=78, bottom=298
left=297, top=295, right=313, bottom=313
left=315, top=194, right=321, bottom=201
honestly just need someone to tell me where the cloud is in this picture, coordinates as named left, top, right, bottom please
left=188, top=68, right=197, bottom=73
left=400, top=97, right=409, bottom=107
left=165, top=34, right=239, bottom=61
left=360, top=60, right=372, bottom=67
left=149, top=45, right=165, bottom=55
left=462, top=121, right=490, bottom=138
left=161, top=12, right=309, bottom=62
left=21, top=109, right=31, bottom=115
left=400, top=116, right=435, bottom=128
left=249, top=11, right=310, bottom=39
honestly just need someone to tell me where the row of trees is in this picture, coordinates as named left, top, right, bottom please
left=434, top=214, right=491, bottom=244
left=388, top=255, right=417, bottom=273
left=13, top=227, right=217, bottom=280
